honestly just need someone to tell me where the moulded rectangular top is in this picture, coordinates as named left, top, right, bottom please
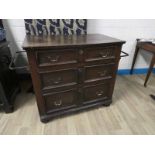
left=22, top=34, right=125, bottom=50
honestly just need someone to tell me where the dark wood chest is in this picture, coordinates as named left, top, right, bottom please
left=23, top=34, right=125, bottom=122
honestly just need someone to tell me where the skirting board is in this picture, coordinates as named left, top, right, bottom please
left=117, top=68, right=155, bottom=75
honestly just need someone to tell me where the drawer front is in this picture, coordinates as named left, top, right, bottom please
left=40, top=69, right=78, bottom=90
left=44, top=89, right=78, bottom=113
left=84, top=46, right=115, bottom=62
left=85, top=64, right=114, bottom=82
left=84, top=83, right=109, bottom=104
left=37, top=49, right=78, bottom=66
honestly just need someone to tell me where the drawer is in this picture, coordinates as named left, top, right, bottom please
left=85, top=63, right=114, bottom=82
left=84, top=46, right=115, bottom=62
left=40, top=69, right=78, bottom=90
left=36, top=49, right=78, bottom=66
left=44, top=89, right=78, bottom=113
left=84, top=83, right=109, bottom=104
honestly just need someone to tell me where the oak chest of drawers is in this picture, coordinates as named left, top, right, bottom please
left=23, top=34, right=125, bottom=123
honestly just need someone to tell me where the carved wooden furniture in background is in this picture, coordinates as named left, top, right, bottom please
left=0, top=41, right=20, bottom=112
left=130, top=39, right=155, bottom=87
left=23, top=34, right=125, bottom=122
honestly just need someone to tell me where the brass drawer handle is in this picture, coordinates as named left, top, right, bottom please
left=96, top=90, right=104, bottom=97
left=54, top=100, right=62, bottom=106
left=99, top=52, right=108, bottom=58
left=79, top=50, right=83, bottom=55
left=98, top=70, right=106, bottom=77
left=52, top=77, right=62, bottom=84
left=47, top=55, right=60, bottom=63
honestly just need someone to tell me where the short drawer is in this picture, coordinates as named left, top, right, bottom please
left=40, top=69, right=78, bottom=90
left=84, top=46, right=115, bottom=62
left=36, top=49, right=78, bottom=66
left=85, top=63, right=114, bottom=82
left=83, top=83, right=109, bottom=104
left=43, top=89, right=78, bottom=113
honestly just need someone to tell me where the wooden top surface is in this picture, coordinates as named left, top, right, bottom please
left=22, top=34, right=125, bottom=50
left=137, top=41, right=155, bottom=54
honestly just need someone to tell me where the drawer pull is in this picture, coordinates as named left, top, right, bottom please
left=99, top=52, right=108, bottom=58
left=98, top=71, right=106, bottom=77
left=47, top=55, right=60, bottom=63
left=79, top=50, right=83, bottom=55
left=52, top=77, right=62, bottom=84
left=96, top=90, right=104, bottom=97
left=54, top=100, right=62, bottom=106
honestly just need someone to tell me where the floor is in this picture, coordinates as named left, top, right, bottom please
left=0, top=75, right=155, bottom=135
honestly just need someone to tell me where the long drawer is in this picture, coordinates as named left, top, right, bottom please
left=43, top=81, right=111, bottom=113
left=39, top=62, right=114, bottom=91
left=36, top=46, right=116, bottom=68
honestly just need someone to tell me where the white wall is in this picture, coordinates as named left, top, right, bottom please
left=88, top=19, right=155, bottom=69
left=3, top=19, right=25, bottom=52
left=3, top=19, right=27, bottom=66
left=3, top=19, right=155, bottom=69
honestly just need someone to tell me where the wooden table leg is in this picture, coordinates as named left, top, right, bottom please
left=150, top=94, right=155, bottom=100
left=130, top=42, right=140, bottom=74
left=144, top=55, right=155, bottom=87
